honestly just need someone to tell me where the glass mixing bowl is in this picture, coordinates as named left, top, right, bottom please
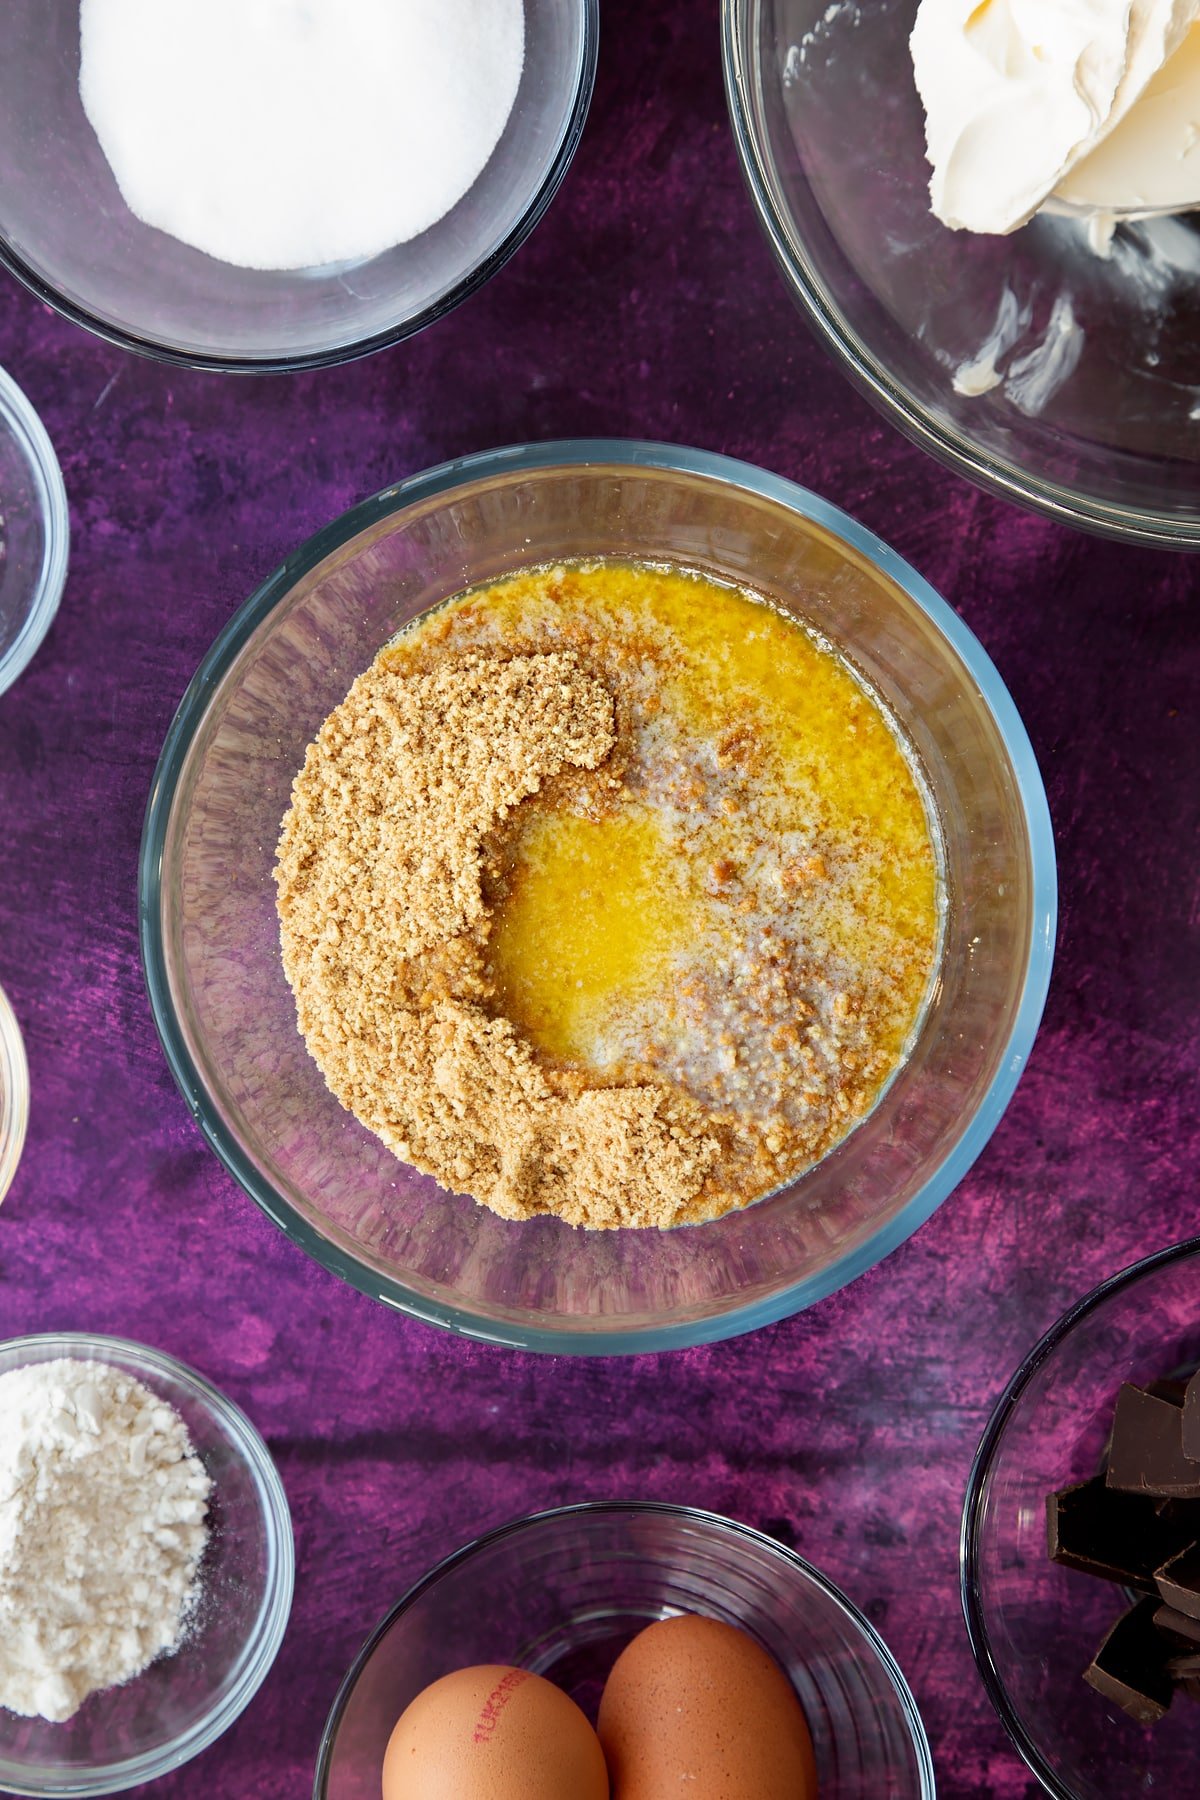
left=961, top=1239, right=1200, bottom=1798
left=0, top=1332, right=294, bottom=1797
left=0, top=364, right=69, bottom=697
left=0, top=1, right=596, bottom=372
left=139, top=439, right=1055, bottom=1353
left=723, top=0, right=1200, bottom=546
left=315, top=1502, right=936, bottom=1800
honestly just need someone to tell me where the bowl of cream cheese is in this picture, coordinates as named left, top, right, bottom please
left=724, top=0, right=1200, bottom=545
left=317, top=1503, right=937, bottom=1800
left=0, top=0, right=597, bottom=371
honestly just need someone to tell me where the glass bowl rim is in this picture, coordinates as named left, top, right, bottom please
left=137, top=435, right=1057, bottom=1356
left=720, top=0, right=1200, bottom=551
left=0, top=1329, right=295, bottom=1798
left=0, top=363, right=70, bottom=695
left=0, top=978, right=30, bottom=1204
left=959, top=1233, right=1200, bottom=1800
left=0, top=0, right=598, bottom=376
left=312, top=1497, right=937, bottom=1800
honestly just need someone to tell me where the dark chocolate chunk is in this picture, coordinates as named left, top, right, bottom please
left=1047, top=1479, right=1195, bottom=1589
left=1184, top=1370, right=1200, bottom=1464
left=1155, top=1542, right=1200, bottom=1621
left=1167, top=1653, right=1200, bottom=1679
left=1154, top=1495, right=1199, bottom=1529
left=1085, top=1598, right=1175, bottom=1723
left=1148, top=1377, right=1190, bottom=1406
left=1107, top=1385, right=1200, bottom=1498
left=1153, top=1603, right=1200, bottom=1648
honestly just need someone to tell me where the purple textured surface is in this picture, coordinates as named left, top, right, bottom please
left=0, top=4, right=1196, bottom=1796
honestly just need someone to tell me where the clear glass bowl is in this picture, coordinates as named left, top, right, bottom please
left=315, top=1502, right=936, bottom=1800
left=0, top=365, right=69, bottom=695
left=0, top=1, right=596, bottom=372
left=723, top=0, right=1200, bottom=547
left=139, top=439, right=1056, bottom=1353
left=961, top=1238, right=1200, bottom=1798
left=0, top=1333, right=294, bottom=1797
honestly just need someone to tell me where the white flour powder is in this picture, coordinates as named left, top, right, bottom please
left=78, top=0, right=526, bottom=271
left=0, top=1358, right=211, bottom=1723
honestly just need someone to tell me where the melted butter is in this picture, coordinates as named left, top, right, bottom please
left=488, top=807, right=707, bottom=1066
left=396, top=560, right=940, bottom=1102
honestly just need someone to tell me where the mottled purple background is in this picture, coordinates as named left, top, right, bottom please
left=0, top=4, right=1197, bottom=1796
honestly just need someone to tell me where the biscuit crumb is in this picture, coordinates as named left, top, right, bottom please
left=275, top=649, right=721, bottom=1229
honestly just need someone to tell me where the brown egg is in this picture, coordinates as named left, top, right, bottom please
left=381, top=1663, right=610, bottom=1800
left=597, top=1613, right=819, bottom=1799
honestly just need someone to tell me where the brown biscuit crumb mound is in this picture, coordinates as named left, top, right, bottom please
left=274, top=651, right=720, bottom=1230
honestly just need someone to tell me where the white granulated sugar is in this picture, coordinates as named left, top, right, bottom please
left=0, top=1358, right=211, bottom=1723
left=79, top=0, right=526, bottom=271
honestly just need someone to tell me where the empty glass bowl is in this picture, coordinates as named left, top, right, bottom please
left=0, top=1333, right=294, bottom=1797
left=139, top=439, right=1055, bottom=1352
left=0, top=366, right=68, bottom=696
left=0, top=980, right=29, bottom=1203
left=0, top=1, right=597, bottom=371
left=961, top=1238, right=1200, bottom=1797
left=724, top=0, right=1200, bottom=545
left=315, top=1502, right=935, bottom=1799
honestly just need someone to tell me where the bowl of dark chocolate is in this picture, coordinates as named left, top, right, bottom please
left=962, top=1237, right=1200, bottom=1798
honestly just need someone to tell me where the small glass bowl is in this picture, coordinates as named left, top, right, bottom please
left=0, top=365, right=69, bottom=696
left=0, top=1333, right=294, bottom=1797
left=0, top=982, right=29, bottom=1203
left=139, top=439, right=1055, bottom=1353
left=961, top=1238, right=1200, bottom=1797
left=724, top=0, right=1200, bottom=546
left=0, top=0, right=597, bottom=371
left=315, top=1502, right=936, bottom=1799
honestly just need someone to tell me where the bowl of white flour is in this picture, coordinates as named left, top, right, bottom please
left=0, top=0, right=598, bottom=371
left=0, top=1333, right=293, bottom=1796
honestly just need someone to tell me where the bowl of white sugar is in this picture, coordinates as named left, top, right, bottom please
left=0, top=0, right=598, bottom=371
left=0, top=1333, right=293, bottom=1796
